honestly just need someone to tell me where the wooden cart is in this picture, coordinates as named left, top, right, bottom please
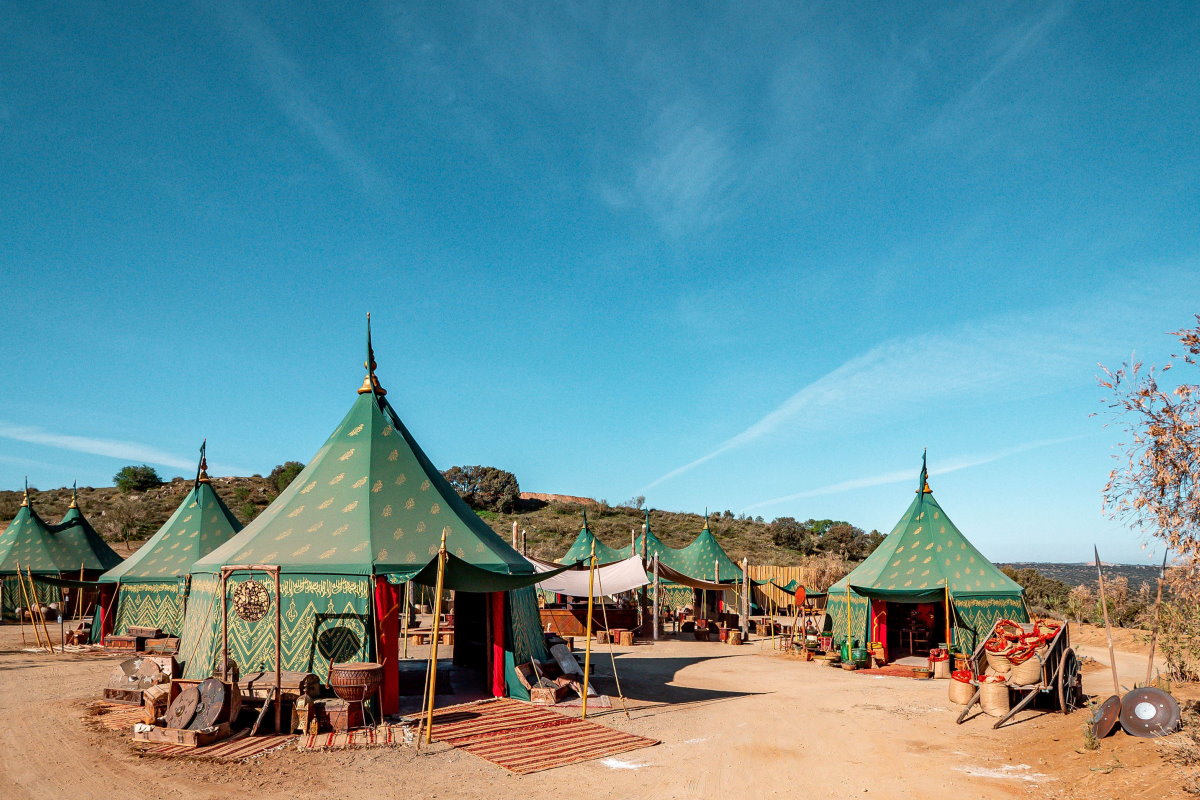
left=956, top=620, right=1082, bottom=729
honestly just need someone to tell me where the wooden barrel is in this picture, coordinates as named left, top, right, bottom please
left=618, top=630, right=635, bottom=647
left=329, top=662, right=384, bottom=703
left=727, top=630, right=743, bottom=646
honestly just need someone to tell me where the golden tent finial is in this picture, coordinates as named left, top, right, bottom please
left=20, top=478, right=29, bottom=507
left=198, top=440, right=211, bottom=484
left=357, top=312, right=387, bottom=396
left=69, top=481, right=78, bottom=508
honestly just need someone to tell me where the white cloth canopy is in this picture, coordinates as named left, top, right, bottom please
left=527, top=555, right=649, bottom=597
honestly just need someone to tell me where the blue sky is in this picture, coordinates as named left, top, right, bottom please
left=2, top=1, right=1197, bottom=563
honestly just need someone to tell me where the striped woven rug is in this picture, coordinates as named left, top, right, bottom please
left=137, top=733, right=295, bottom=761
left=298, top=723, right=412, bottom=751
left=428, top=699, right=657, bottom=775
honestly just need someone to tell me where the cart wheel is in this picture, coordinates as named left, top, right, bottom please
left=1057, top=647, right=1081, bottom=713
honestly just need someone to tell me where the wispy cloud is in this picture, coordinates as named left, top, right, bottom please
left=215, top=1, right=384, bottom=193
left=629, top=102, right=738, bottom=236
left=0, top=423, right=247, bottom=475
left=742, top=434, right=1088, bottom=512
left=640, top=298, right=1145, bottom=494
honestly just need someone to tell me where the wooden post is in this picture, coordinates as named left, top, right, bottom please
left=26, top=566, right=54, bottom=653
left=1094, top=546, right=1122, bottom=697
left=943, top=586, right=952, bottom=651
left=274, top=567, right=282, bottom=734
left=401, top=580, right=412, bottom=659
left=651, top=554, right=659, bottom=641
left=741, top=558, right=749, bottom=642
left=423, top=530, right=449, bottom=744
left=582, top=540, right=597, bottom=720
left=15, top=563, right=41, bottom=648
left=512, top=521, right=518, bottom=548
left=844, top=586, right=852, bottom=653
left=1145, top=549, right=1170, bottom=685
left=221, top=570, right=230, bottom=681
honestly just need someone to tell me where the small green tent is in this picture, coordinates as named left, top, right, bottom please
left=674, top=516, right=744, bottom=583
left=561, top=511, right=628, bottom=565
left=178, top=328, right=553, bottom=712
left=99, top=447, right=242, bottom=637
left=52, top=487, right=122, bottom=573
left=826, top=456, right=1026, bottom=655
left=0, top=490, right=64, bottom=616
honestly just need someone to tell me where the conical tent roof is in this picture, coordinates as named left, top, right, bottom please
left=675, top=517, right=743, bottom=582
left=194, top=385, right=532, bottom=578
left=561, top=512, right=626, bottom=565
left=829, top=461, right=1022, bottom=601
left=628, top=511, right=688, bottom=572
left=103, top=466, right=241, bottom=583
left=53, top=490, right=122, bottom=572
left=0, top=495, right=63, bottom=574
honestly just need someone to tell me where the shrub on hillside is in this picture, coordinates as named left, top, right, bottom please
left=1000, top=567, right=1073, bottom=617
left=268, top=461, right=305, bottom=494
left=442, top=465, right=520, bottom=513
left=114, top=465, right=162, bottom=493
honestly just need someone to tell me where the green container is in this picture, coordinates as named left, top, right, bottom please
left=851, top=647, right=869, bottom=665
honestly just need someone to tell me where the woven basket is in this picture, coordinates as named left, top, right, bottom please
left=979, top=681, right=1010, bottom=717
left=948, top=677, right=974, bottom=705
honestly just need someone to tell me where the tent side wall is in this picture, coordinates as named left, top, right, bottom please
left=113, top=582, right=186, bottom=637
left=1, top=573, right=61, bottom=617
left=180, top=573, right=372, bottom=682
left=504, top=585, right=550, bottom=701
left=825, top=588, right=870, bottom=647
left=951, top=594, right=1028, bottom=653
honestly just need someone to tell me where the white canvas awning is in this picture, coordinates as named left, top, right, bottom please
left=526, top=555, right=649, bottom=597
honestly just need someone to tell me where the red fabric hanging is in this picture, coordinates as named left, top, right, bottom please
left=373, top=576, right=400, bottom=716
left=99, top=584, right=116, bottom=640
left=490, top=592, right=506, bottom=697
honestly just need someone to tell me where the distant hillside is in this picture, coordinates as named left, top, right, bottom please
left=1001, top=562, right=1162, bottom=593
left=1, top=480, right=820, bottom=566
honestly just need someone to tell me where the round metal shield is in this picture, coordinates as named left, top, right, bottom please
left=165, top=686, right=200, bottom=729
left=134, top=659, right=167, bottom=689
left=1120, top=687, right=1181, bottom=738
left=1091, top=694, right=1123, bottom=739
left=232, top=580, right=270, bottom=622
left=188, top=677, right=228, bottom=730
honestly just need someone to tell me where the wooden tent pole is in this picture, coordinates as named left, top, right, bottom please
left=423, top=531, right=449, bottom=744
left=651, top=554, right=659, bottom=641
left=844, top=586, right=851, bottom=653
left=273, top=567, right=282, bottom=734
left=28, top=566, right=55, bottom=653
left=401, top=580, right=412, bottom=659
left=943, top=586, right=952, bottom=651
left=582, top=540, right=597, bottom=720
left=1094, top=546, right=1121, bottom=697
left=220, top=569, right=230, bottom=680
left=1145, top=549, right=1169, bottom=685
left=15, top=563, right=40, bottom=648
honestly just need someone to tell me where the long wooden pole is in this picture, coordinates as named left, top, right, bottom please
left=741, top=558, right=749, bottom=643
left=943, top=586, right=952, bottom=651
left=423, top=530, right=449, bottom=744
left=221, top=570, right=230, bottom=680
left=15, top=563, right=41, bottom=648
left=1094, top=546, right=1121, bottom=696
left=1145, top=549, right=1170, bottom=685
left=651, top=554, right=659, bottom=642
left=28, top=567, right=55, bottom=653
left=582, top=540, right=597, bottom=720
left=401, top=580, right=412, bottom=659
left=274, top=568, right=282, bottom=734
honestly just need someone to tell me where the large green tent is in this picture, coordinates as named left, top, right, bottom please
left=178, top=331, right=553, bottom=711
left=99, top=448, right=242, bottom=637
left=826, top=456, right=1026, bottom=655
left=0, top=490, right=64, bottom=616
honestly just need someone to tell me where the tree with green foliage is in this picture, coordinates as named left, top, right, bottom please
left=770, top=517, right=883, bottom=560
left=442, top=465, right=520, bottom=513
left=1000, top=566, right=1072, bottom=616
left=268, top=461, right=306, bottom=494
left=113, top=464, right=162, bottom=493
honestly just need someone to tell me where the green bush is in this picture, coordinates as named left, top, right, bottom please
left=113, top=465, right=162, bottom=493
left=442, top=465, right=520, bottom=513
left=268, top=461, right=305, bottom=494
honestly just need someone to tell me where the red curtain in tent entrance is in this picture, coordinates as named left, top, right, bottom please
left=98, top=584, right=117, bottom=641
left=870, top=599, right=888, bottom=661
left=490, top=592, right=506, bottom=697
left=373, top=576, right=400, bottom=716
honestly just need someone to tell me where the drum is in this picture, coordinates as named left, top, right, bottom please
left=329, top=662, right=384, bottom=703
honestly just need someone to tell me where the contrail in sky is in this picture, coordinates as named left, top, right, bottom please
left=740, top=434, right=1089, bottom=512
left=0, top=423, right=249, bottom=475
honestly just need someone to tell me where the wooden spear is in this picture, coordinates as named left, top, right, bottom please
left=422, top=530, right=449, bottom=744
left=15, top=563, right=40, bottom=648
left=582, top=539, right=597, bottom=720
left=1094, top=546, right=1121, bottom=696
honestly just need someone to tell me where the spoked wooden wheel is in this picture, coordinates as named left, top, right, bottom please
left=1057, top=647, right=1082, bottom=712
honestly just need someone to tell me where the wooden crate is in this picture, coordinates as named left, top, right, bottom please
left=530, top=684, right=569, bottom=706
left=321, top=699, right=363, bottom=732
left=104, top=635, right=142, bottom=652
left=103, top=687, right=144, bottom=705
left=239, top=670, right=319, bottom=702
left=127, top=626, right=162, bottom=639
left=144, top=637, right=179, bottom=655
left=132, top=721, right=233, bottom=748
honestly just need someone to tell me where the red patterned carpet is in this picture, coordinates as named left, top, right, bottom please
left=427, top=698, right=658, bottom=774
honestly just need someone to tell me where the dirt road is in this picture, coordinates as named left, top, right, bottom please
left=0, top=624, right=1191, bottom=800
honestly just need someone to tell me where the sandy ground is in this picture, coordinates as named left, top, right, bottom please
left=0, top=623, right=1194, bottom=800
